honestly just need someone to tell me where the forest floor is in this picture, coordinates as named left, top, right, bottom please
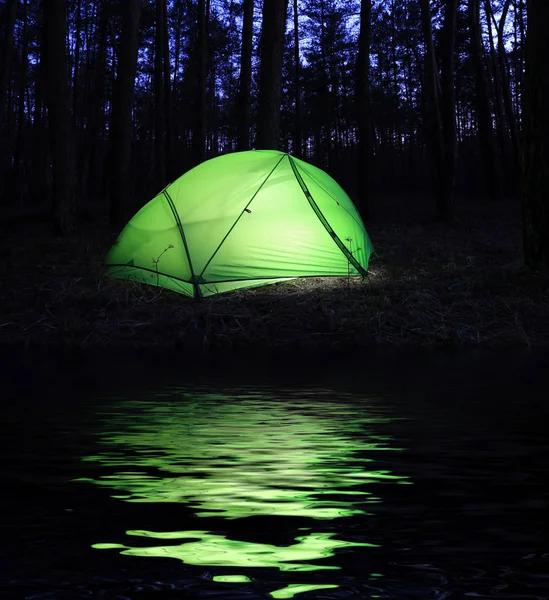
left=1, top=194, right=548, bottom=353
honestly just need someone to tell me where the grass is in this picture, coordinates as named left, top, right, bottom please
left=1, top=195, right=548, bottom=352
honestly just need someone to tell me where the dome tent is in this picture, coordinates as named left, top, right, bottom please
left=104, top=150, right=374, bottom=299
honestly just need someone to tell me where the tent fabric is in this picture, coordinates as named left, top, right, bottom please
left=104, top=150, right=374, bottom=298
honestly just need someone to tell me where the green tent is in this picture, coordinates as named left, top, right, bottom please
left=104, top=150, right=374, bottom=298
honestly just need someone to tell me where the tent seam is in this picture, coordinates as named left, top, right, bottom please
left=287, top=156, right=367, bottom=276
left=105, top=264, right=359, bottom=284
left=197, top=153, right=287, bottom=279
left=294, top=161, right=367, bottom=233
left=163, top=188, right=201, bottom=299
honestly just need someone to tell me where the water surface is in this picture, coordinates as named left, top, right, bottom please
left=1, top=349, right=548, bottom=599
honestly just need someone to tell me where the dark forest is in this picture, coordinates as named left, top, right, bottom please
left=0, top=0, right=548, bottom=350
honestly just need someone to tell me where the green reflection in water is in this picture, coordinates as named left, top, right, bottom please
left=271, top=584, right=339, bottom=598
left=92, top=529, right=376, bottom=572
left=78, top=390, right=407, bottom=520
left=213, top=575, right=251, bottom=583
left=79, top=389, right=408, bottom=596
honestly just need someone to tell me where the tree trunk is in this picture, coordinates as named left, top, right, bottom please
left=72, top=0, right=82, bottom=119
left=256, top=0, right=289, bottom=150
left=355, top=0, right=373, bottom=220
left=0, top=0, right=18, bottom=128
left=522, top=0, right=549, bottom=268
left=316, top=0, right=330, bottom=166
left=42, top=0, right=75, bottom=235
left=31, top=50, right=47, bottom=205
left=293, top=0, right=302, bottom=158
left=469, top=0, right=499, bottom=202
left=0, top=0, right=18, bottom=198
left=13, top=0, right=29, bottom=204
left=207, top=0, right=216, bottom=157
left=419, top=0, right=444, bottom=210
left=495, top=0, right=520, bottom=189
left=107, top=0, right=142, bottom=228
left=192, top=0, right=207, bottom=164
left=390, top=0, right=399, bottom=152
left=483, top=0, right=509, bottom=178
left=154, top=0, right=166, bottom=189
left=237, top=0, right=253, bottom=151
left=173, top=13, right=181, bottom=97
left=172, top=13, right=182, bottom=160
left=72, top=0, right=85, bottom=202
left=437, top=0, right=458, bottom=222
left=86, top=1, right=109, bottom=199
left=517, top=0, right=526, bottom=130
left=162, top=0, right=173, bottom=180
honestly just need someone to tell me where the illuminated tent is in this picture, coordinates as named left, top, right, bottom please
left=104, top=150, right=374, bottom=298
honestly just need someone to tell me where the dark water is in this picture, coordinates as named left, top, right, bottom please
left=1, top=348, right=548, bottom=599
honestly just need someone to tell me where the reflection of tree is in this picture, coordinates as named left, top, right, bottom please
left=78, top=389, right=409, bottom=584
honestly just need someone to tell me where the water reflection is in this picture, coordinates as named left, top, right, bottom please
left=77, top=388, right=409, bottom=596
left=94, top=529, right=374, bottom=571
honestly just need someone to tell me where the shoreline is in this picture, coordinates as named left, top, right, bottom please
left=2, top=197, right=548, bottom=352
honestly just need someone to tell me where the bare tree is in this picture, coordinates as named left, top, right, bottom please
left=494, top=0, right=520, bottom=183
left=162, top=0, right=173, bottom=179
left=13, top=0, right=29, bottom=203
left=469, top=0, right=499, bottom=202
left=438, top=0, right=458, bottom=221
left=154, top=0, right=166, bottom=188
left=483, top=0, right=510, bottom=178
left=237, top=0, right=254, bottom=151
left=256, top=0, right=289, bottom=149
left=522, top=0, right=549, bottom=268
left=419, top=0, right=457, bottom=222
left=42, top=0, right=75, bottom=235
left=419, top=0, right=443, bottom=208
left=355, top=0, right=373, bottom=220
left=0, top=0, right=18, bottom=127
left=0, top=0, right=19, bottom=197
left=107, top=0, right=142, bottom=228
left=293, top=0, right=302, bottom=157
left=193, top=0, right=208, bottom=163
